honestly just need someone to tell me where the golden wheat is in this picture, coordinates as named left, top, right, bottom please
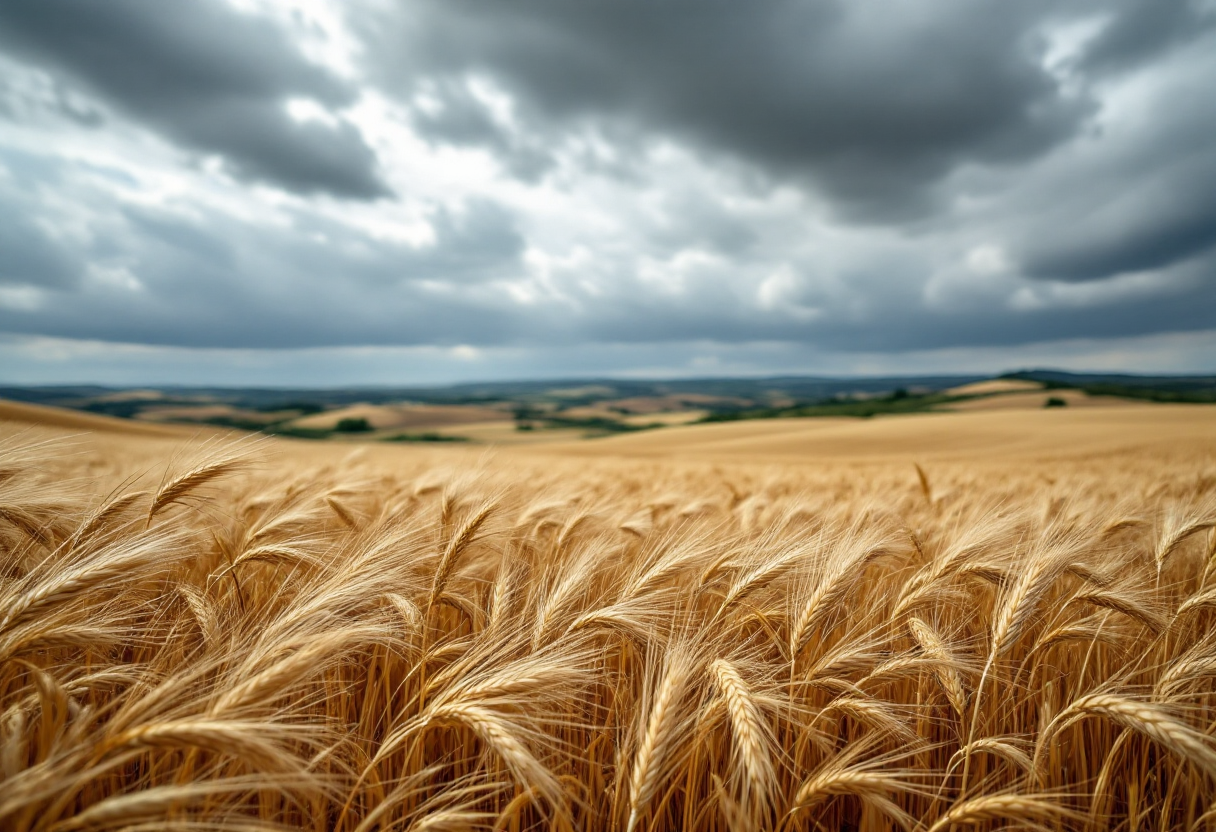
left=0, top=426, right=1214, bottom=830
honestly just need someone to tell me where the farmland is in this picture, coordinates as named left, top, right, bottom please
left=1, top=401, right=1215, bottom=830
left=5, top=370, right=1213, bottom=445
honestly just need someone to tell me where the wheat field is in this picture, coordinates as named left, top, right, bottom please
left=2, top=411, right=1216, bottom=831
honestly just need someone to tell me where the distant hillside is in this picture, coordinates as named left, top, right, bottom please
left=1003, top=370, right=1216, bottom=403
left=0, top=375, right=987, bottom=414
left=4, top=371, right=1212, bottom=441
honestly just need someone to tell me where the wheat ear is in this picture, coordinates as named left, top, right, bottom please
left=1034, top=694, right=1216, bottom=781
left=907, top=616, right=967, bottom=718
left=709, top=659, right=776, bottom=811
left=428, top=501, right=496, bottom=613
left=627, top=652, right=695, bottom=832
left=927, top=794, right=1080, bottom=831
left=148, top=455, right=247, bottom=521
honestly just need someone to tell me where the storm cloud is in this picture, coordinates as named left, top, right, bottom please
left=369, top=0, right=1096, bottom=220
left=0, top=0, right=389, bottom=198
left=0, top=0, right=1213, bottom=383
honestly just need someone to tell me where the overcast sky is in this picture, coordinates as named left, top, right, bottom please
left=1, top=0, right=1214, bottom=386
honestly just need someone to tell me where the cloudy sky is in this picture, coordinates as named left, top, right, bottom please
left=1, top=0, right=1214, bottom=386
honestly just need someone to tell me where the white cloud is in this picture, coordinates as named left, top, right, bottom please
left=965, top=245, right=1011, bottom=277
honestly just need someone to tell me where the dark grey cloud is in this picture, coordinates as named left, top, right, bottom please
left=0, top=159, right=526, bottom=348
left=1009, top=42, right=1216, bottom=282
left=0, top=153, right=85, bottom=289
left=638, top=188, right=761, bottom=257
left=1080, top=0, right=1216, bottom=76
left=0, top=0, right=388, bottom=198
left=408, top=78, right=555, bottom=181
left=365, top=0, right=1092, bottom=220
left=411, top=81, right=502, bottom=148
left=0, top=211, right=79, bottom=289
left=1021, top=163, right=1216, bottom=281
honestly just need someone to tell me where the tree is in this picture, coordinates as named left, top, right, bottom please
left=335, top=417, right=373, bottom=432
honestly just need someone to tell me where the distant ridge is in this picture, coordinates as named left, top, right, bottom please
left=1002, top=370, right=1216, bottom=403
left=4, top=370, right=1214, bottom=429
left=0, top=374, right=989, bottom=411
left=1003, top=369, right=1216, bottom=389
left=0, top=399, right=206, bottom=436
